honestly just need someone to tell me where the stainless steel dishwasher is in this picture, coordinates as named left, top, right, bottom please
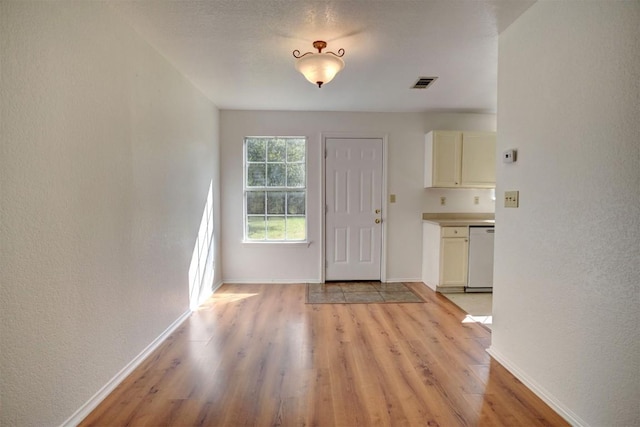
left=467, top=226, right=495, bottom=292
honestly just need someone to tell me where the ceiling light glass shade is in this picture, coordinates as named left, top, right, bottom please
left=295, top=53, right=345, bottom=88
left=293, top=41, right=345, bottom=88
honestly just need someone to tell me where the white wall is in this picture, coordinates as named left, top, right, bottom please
left=0, top=2, right=220, bottom=425
left=491, top=2, right=639, bottom=426
left=220, top=110, right=495, bottom=283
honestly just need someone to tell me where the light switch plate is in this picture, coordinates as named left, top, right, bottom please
left=504, top=191, right=519, bottom=208
left=389, top=194, right=396, bottom=203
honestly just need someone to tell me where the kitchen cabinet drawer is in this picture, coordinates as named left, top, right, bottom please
left=441, top=227, right=468, bottom=238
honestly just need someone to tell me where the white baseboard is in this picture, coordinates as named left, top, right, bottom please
left=221, top=279, right=423, bottom=285
left=487, top=346, right=588, bottom=427
left=221, top=279, right=321, bottom=284
left=211, top=280, right=223, bottom=292
left=384, top=277, right=421, bottom=283
left=195, top=279, right=223, bottom=306
left=61, top=310, right=192, bottom=427
left=413, top=281, right=436, bottom=291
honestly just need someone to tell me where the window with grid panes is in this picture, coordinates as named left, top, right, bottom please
left=244, top=137, right=306, bottom=241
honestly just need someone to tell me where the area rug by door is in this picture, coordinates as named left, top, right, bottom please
left=306, top=282, right=424, bottom=304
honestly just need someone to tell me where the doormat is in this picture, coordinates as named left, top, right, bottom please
left=306, top=282, right=424, bottom=304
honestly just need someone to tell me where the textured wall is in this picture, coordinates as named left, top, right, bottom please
left=492, top=1, right=640, bottom=426
left=0, top=2, right=220, bottom=425
left=220, top=110, right=496, bottom=283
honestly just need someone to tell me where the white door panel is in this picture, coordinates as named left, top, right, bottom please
left=325, top=138, right=383, bottom=281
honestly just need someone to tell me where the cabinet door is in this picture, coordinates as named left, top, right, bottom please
left=440, top=237, right=468, bottom=286
left=431, top=131, right=462, bottom=187
left=461, top=132, right=496, bottom=188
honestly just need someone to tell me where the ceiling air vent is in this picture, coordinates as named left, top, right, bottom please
left=412, top=77, right=438, bottom=89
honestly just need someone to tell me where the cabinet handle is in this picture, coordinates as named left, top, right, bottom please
left=375, top=218, right=381, bottom=224
left=375, top=209, right=381, bottom=214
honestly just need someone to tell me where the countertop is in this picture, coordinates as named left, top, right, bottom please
left=422, top=213, right=495, bottom=227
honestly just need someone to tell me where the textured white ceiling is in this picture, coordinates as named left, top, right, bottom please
left=108, top=0, right=535, bottom=113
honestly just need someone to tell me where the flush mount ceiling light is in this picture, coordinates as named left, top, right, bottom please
left=293, top=40, right=345, bottom=88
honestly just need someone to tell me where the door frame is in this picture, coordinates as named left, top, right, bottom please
left=320, top=132, right=388, bottom=283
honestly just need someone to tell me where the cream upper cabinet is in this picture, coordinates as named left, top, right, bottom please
left=461, top=132, right=496, bottom=188
left=424, top=131, right=496, bottom=188
left=424, top=131, right=462, bottom=187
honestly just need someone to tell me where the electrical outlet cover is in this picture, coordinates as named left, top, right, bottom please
left=504, top=191, right=519, bottom=208
left=503, top=149, right=517, bottom=163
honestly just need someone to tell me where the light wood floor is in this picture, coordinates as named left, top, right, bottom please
left=80, top=283, right=568, bottom=426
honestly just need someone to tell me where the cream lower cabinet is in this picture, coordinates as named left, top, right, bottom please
left=440, top=227, right=469, bottom=286
left=422, top=224, right=469, bottom=292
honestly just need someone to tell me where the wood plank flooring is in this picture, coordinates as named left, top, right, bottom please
left=80, top=283, right=568, bottom=426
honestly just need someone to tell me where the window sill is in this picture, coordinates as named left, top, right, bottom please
left=242, top=240, right=312, bottom=247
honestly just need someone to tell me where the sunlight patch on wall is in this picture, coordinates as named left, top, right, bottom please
left=188, top=180, right=215, bottom=310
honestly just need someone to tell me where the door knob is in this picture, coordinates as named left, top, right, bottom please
left=375, top=218, right=381, bottom=224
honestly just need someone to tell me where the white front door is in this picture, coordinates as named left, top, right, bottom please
left=325, top=138, right=383, bottom=281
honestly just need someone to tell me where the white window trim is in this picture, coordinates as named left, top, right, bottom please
left=243, top=136, right=308, bottom=243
